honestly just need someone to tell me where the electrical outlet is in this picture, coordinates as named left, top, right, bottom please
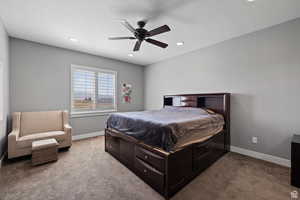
left=252, top=137, right=258, bottom=144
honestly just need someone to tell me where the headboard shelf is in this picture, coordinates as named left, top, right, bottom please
left=163, top=93, right=230, bottom=114
left=163, top=93, right=231, bottom=151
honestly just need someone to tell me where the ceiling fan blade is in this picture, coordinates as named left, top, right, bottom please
left=145, top=38, right=168, bottom=48
left=147, top=25, right=171, bottom=37
left=120, top=20, right=137, bottom=34
left=133, top=41, right=142, bottom=51
left=108, top=37, right=136, bottom=40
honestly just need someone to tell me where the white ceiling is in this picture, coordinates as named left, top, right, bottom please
left=0, top=0, right=300, bottom=66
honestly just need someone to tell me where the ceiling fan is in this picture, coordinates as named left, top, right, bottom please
left=108, top=20, right=171, bottom=51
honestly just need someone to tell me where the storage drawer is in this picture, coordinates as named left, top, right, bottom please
left=193, top=140, right=212, bottom=159
left=119, top=139, right=134, bottom=168
left=210, top=132, right=226, bottom=162
left=193, top=140, right=213, bottom=171
left=135, top=146, right=165, bottom=172
left=135, top=157, right=164, bottom=193
left=105, top=132, right=120, bottom=158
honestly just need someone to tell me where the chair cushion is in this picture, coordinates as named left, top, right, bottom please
left=17, top=131, right=65, bottom=149
left=20, top=111, right=63, bottom=137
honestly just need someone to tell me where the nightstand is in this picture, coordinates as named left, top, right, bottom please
left=291, top=134, right=300, bottom=187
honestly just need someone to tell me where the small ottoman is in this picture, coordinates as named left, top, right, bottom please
left=32, top=138, right=58, bottom=166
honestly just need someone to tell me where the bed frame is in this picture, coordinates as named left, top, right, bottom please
left=105, top=93, right=230, bottom=199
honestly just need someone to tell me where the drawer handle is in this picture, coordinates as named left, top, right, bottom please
left=144, top=155, right=148, bottom=159
left=143, top=169, right=147, bottom=173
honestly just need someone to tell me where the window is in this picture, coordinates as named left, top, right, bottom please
left=71, top=65, right=117, bottom=116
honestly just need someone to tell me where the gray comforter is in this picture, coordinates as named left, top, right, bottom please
left=107, top=107, right=224, bottom=151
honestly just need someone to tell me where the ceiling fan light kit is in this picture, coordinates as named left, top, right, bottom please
left=109, top=20, right=171, bottom=52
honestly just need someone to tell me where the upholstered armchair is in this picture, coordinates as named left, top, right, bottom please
left=8, top=110, right=72, bottom=159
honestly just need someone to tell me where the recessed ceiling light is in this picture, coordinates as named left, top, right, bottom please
left=247, top=0, right=255, bottom=2
left=176, top=41, right=184, bottom=46
left=128, top=53, right=133, bottom=57
left=69, top=37, right=78, bottom=42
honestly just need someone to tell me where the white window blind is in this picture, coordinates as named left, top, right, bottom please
left=71, top=65, right=117, bottom=115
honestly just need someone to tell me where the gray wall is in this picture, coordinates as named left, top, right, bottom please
left=0, top=19, right=9, bottom=157
left=144, top=18, right=300, bottom=159
left=10, top=38, right=144, bottom=135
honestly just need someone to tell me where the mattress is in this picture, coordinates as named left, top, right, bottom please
left=106, top=107, right=225, bottom=151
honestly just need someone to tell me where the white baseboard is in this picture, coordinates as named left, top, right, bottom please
left=72, top=131, right=104, bottom=141
left=231, top=146, right=291, bottom=168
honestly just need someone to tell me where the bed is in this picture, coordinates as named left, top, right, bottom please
left=105, top=93, right=230, bottom=199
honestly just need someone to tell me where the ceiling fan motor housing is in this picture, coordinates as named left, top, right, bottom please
left=137, top=21, right=146, bottom=28
left=135, top=28, right=148, bottom=41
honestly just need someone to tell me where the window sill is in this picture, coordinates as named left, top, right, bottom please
left=70, top=110, right=117, bottom=118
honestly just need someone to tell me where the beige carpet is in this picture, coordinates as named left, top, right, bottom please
left=0, top=136, right=297, bottom=200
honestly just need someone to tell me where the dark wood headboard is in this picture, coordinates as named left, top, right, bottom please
left=163, top=93, right=231, bottom=150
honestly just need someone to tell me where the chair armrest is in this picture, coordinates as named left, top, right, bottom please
left=63, top=124, right=72, bottom=147
left=64, top=124, right=72, bottom=132
left=62, top=111, right=72, bottom=136
left=64, top=124, right=72, bottom=138
left=8, top=129, right=20, bottom=158
left=8, top=129, right=20, bottom=141
left=8, top=112, right=21, bottom=158
left=9, top=112, right=21, bottom=141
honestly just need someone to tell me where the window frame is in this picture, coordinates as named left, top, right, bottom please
left=70, top=64, right=118, bottom=117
